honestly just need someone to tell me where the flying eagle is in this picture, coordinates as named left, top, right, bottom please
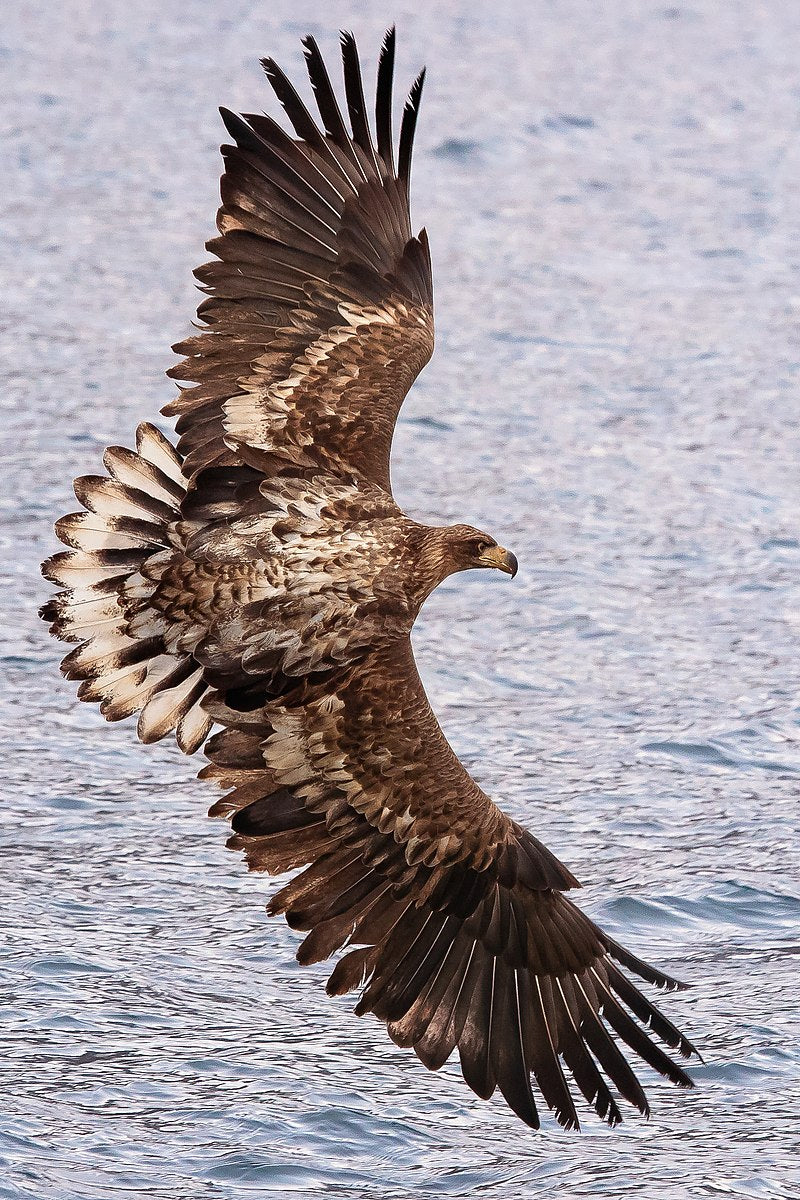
left=41, top=29, right=699, bottom=1129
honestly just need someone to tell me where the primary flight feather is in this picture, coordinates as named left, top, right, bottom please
left=41, top=28, right=698, bottom=1129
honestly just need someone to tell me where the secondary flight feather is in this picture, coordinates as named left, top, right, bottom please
left=41, top=28, right=699, bottom=1129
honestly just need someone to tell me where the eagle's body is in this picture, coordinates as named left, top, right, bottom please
left=41, top=29, right=699, bottom=1130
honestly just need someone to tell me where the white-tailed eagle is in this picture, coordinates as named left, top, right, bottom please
left=41, top=29, right=698, bottom=1129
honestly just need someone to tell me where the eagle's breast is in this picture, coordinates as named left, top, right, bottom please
left=155, top=476, right=423, bottom=692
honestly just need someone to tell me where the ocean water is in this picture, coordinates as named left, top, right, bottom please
left=1, top=1, right=799, bottom=1197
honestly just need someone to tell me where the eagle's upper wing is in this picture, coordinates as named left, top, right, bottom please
left=202, top=638, right=697, bottom=1129
left=167, top=29, right=434, bottom=491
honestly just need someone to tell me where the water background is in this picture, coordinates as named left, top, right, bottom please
left=2, top=1, right=799, bottom=1196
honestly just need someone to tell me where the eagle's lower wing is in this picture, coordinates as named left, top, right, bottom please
left=167, top=30, right=434, bottom=489
left=202, top=638, right=697, bottom=1129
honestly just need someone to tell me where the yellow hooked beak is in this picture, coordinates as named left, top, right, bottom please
left=479, top=545, right=518, bottom=577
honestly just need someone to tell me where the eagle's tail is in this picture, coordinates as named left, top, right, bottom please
left=40, top=423, right=213, bottom=753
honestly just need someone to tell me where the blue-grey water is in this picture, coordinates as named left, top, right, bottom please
left=2, top=2, right=799, bottom=1197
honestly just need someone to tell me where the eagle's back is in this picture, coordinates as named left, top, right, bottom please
left=44, top=444, right=427, bottom=737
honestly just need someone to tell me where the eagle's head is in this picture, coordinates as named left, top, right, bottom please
left=443, top=524, right=518, bottom=579
left=411, top=524, right=518, bottom=605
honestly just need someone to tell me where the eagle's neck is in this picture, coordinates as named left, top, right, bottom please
left=405, top=524, right=458, bottom=609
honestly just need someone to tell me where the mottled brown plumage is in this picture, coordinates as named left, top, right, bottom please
left=41, top=29, right=699, bottom=1129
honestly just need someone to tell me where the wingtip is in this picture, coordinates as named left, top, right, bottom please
left=409, top=66, right=426, bottom=107
left=398, top=66, right=427, bottom=190
left=300, top=32, right=321, bottom=62
left=260, top=56, right=280, bottom=88
left=261, top=55, right=286, bottom=90
left=677, top=1033, right=702, bottom=1062
left=218, top=106, right=251, bottom=142
left=556, top=1108, right=581, bottom=1133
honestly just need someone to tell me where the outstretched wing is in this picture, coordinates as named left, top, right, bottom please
left=167, top=29, right=434, bottom=490
left=202, top=639, right=698, bottom=1129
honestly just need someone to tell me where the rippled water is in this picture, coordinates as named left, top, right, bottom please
left=2, top=2, right=799, bottom=1197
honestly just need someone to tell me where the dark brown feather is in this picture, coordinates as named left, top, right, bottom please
left=167, top=30, right=433, bottom=485
left=375, top=27, right=396, bottom=173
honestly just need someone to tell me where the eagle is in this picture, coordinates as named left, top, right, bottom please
left=41, top=29, right=699, bottom=1130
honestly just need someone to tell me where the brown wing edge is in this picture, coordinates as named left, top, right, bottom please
left=199, top=652, right=699, bottom=1130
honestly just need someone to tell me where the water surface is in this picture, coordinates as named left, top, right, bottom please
left=2, top=2, right=799, bottom=1197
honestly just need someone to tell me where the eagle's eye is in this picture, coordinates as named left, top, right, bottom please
left=473, top=538, right=492, bottom=555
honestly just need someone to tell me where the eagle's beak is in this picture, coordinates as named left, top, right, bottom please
left=481, top=545, right=518, bottom=577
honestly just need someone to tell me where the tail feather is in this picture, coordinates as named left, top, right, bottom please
left=102, top=444, right=186, bottom=506
left=40, top=592, right=124, bottom=643
left=41, top=423, right=213, bottom=754
left=42, top=548, right=150, bottom=589
left=73, top=475, right=176, bottom=525
left=55, top=511, right=168, bottom=552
